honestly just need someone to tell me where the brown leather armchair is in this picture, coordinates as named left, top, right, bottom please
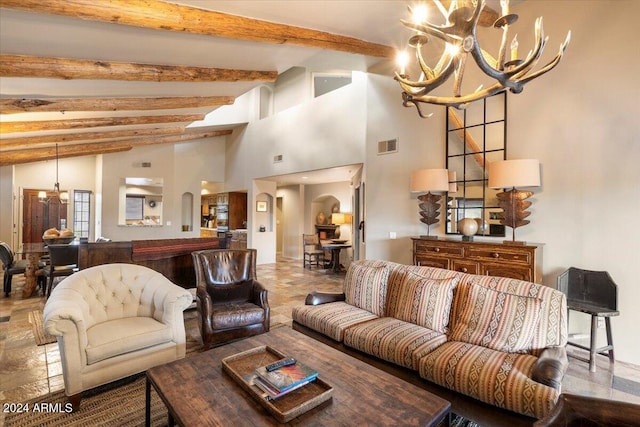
left=192, top=249, right=270, bottom=350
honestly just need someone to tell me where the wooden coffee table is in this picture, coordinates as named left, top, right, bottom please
left=146, top=327, right=450, bottom=426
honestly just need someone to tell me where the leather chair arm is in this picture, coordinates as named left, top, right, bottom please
left=252, top=280, right=270, bottom=309
left=534, top=393, right=640, bottom=427
left=532, top=346, right=568, bottom=389
left=305, top=291, right=346, bottom=305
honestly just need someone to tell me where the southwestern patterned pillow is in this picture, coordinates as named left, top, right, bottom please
left=449, top=283, right=542, bottom=353
left=343, top=262, right=389, bottom=316
left=387, top=272, right=459, bottom=333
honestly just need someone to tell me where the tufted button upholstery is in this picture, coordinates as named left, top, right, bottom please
left=43, top=263, right=192, bottom=409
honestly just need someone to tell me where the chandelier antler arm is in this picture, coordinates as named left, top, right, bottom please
left=395, top=49, right=457, bottom=93
left=405, top=81, right=507, bottom=110
left=400, top=19, right=461, bottom=44
left=513, top=31, right=571, bottom=85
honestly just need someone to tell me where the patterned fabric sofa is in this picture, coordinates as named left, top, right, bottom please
left=292, top=260, right=568, bottom=419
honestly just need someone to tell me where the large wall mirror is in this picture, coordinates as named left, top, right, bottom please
left=118, top=177, right=164, bottom=226
left=446, top=92, right=506, bottom=237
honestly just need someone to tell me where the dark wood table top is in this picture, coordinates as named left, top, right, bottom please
left=147, top=327, right=450, bottom=426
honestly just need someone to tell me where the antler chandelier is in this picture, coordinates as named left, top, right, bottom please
left=395, top=0, right=571, bottom=116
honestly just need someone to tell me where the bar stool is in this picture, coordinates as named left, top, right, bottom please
left=557, top=267, right=619, bottom=373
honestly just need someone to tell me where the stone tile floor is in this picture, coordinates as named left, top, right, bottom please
left=1, top=257, right=639, bottom=426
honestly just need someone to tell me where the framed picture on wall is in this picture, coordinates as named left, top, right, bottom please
left=256, top=201, right=268, bottom=212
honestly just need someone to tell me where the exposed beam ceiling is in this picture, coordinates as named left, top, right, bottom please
left=0, top=0, right=403, bottom=165
left=1, top=129, right=232, bottom=166
left=0, top=96, right=234, bottom=114
left=0, top=0, right=395, bottom=58
left=0, top=114, right=205, bottom=133
left=0, top=54, right=279, bottom=83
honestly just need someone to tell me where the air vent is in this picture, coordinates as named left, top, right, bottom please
left=132, top=161, right=152, bottom=167
left=273, top=154, right=283, bottom=163
left=377, top=138, right=398, bottom=155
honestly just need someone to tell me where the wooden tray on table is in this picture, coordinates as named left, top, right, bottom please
left=222, top=345, right=333, bottom=423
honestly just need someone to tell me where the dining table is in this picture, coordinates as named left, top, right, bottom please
left=321, top=241, right=351, bottom=273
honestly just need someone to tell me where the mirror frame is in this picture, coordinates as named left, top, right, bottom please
left=445, top=92, right=507, bottom=237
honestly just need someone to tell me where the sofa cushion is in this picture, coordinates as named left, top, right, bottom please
left=418, top=341, right=559, bottom=419
left=449, top=284, right=542, bottom=353
left=292, top=302, right=378, bottom=342
left=86, top=317, right=173, bottom=364
left=450, top=275, right=568, bottom=355
left=387, top=273, right=459, bottom=333
left=343, top=262, right=389, bottom=316
left=344, top=317, right=446, bottom=370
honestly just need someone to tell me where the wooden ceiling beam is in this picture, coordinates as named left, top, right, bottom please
left=0, top=130, right=232, bottom=166
left=0, top=126, right=186, bottom=150
left=0, top=0, right=394, bottom=58
left=0, top=55, right=278, bottom=82
left=0, top=113, right=205, bottom=133
left=0, top=96, right=235, bottom=114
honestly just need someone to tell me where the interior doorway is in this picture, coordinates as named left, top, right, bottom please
left=22, top=189, right=68, bottom=244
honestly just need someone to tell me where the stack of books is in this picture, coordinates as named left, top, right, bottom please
left=252, top=358, right=318, bottom=400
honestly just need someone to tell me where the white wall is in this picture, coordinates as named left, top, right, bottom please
left=97, top=136, right=226, bottom=241
left=10, top=156, right=97, bottom=246
left=361, top=1, right=640, bottom=365
left=276, top=185, right=304, bottom=259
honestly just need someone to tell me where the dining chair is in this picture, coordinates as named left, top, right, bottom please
left=44, top=244, right=79, bottom=297
left=303, top=234, right=325, bottom=269
left=1, top=242, right=30, bottom=297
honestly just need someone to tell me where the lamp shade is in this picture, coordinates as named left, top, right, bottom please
left=488, top=159, right=541, bottom=189
left=410, top=169, right=449, bottom=193
left=331, top=213, right=352, bottom=225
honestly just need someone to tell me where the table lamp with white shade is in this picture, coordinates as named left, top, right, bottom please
left=410, top=168, right=449, bottom=239
left=488, top=159, right=541, bottom=243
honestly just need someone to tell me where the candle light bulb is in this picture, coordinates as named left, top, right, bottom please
left=411, top=4, right=428, bottom=24
left=500, top=0, right=510, bottom=16
left=510, top=34, right=518, bottom=61
left=396, top=50, right=409, bottom=75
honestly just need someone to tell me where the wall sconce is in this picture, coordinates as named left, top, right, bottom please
left=410, top=168, right=449, bottom=239
left=331, top=212, right=352, bottom=239
left=488, top=159, right=541, bottom=243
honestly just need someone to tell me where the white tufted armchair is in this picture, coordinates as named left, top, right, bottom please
left=43, top=263, right=193, bottom=409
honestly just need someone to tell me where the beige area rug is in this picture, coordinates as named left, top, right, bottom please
left=28, top=310, right=56, bottom=346
left=4, top=374, right=167, bottom=427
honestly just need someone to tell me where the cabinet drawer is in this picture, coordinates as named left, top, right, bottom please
left=481, top=264, right=533, bottom=282
left=415, top=256, right=450, bottom=270
left=414, top=243, right=463, bottom=257
left=467, top=247, right=532, bottom=265
left=451, top=260, right=479, bottom=274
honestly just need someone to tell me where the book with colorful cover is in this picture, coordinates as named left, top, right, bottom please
left=252, top=375, right=314, bottom=400
left=255, top=360, right=318, bottom=393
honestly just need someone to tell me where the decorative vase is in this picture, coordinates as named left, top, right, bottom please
left=316, top=211, right=326, bottom=225
left=458, top=218, right=478, bottom=240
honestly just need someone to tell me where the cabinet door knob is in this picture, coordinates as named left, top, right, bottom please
left=460, top=267, right=468, bottom=273
left=434, top=247, right=441, bottom=253
left=491, top=252, right=500, bottom=258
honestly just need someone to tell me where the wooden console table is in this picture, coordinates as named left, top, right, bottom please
left=412, top=238, right=543, bottom=283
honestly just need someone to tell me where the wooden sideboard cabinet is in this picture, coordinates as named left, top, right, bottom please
left=411, top=238, right=543, bottom=283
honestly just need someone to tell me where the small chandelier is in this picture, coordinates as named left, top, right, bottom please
left=395, top=0, right=571, bottom=116
left=39, top=144, right=69, bottom=205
